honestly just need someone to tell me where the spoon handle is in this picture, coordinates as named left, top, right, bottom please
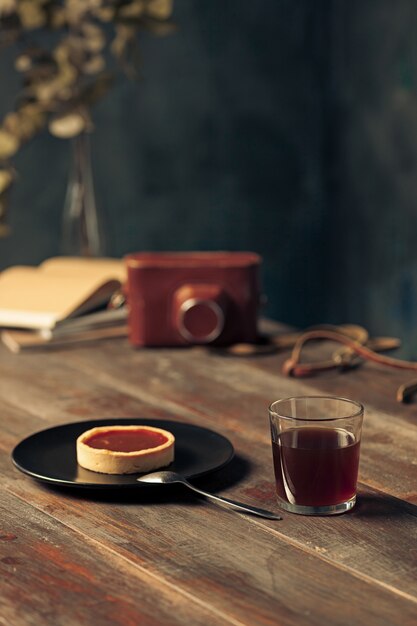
left=182, top=480, right=282, bottom=520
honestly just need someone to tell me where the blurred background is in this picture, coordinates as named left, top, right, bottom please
left=1, top=0, right=417, bottom=356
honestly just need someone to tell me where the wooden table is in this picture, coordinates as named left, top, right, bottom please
left=0, top=323, right=416, bottom=625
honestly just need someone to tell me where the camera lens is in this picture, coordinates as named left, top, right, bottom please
left=178, top=298, right=224, bottom=343
left=173, top=284, right=226, bottom=344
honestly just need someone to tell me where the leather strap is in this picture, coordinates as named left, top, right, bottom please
left=281, top=327, right=417, bottom=403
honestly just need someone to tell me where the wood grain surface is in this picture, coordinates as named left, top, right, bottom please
left=0, top=324, right=416, bottom=626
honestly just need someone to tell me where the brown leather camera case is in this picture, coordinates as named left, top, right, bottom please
left=125, top=252, right=261, bottom=347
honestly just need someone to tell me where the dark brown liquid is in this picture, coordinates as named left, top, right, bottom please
left=272, top=427, right=360, bottom=507
left=85, top=428, right=168, bottom=452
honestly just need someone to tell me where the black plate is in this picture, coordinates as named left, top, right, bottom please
left=12, top=418, right=234, bottom=489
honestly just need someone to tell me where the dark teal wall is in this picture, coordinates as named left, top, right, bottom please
left=1, top=1, right=417, bottom=356
left=322, top=1, right=417, bottom=357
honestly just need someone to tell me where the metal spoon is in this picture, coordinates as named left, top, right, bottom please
left=137, top=470, right=282, bottom=520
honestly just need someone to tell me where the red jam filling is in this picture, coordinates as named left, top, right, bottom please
left=84, top=428, right=168, bottom=453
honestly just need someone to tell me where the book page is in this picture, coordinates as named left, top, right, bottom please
left=0, top=266, right=121, bottom=330
left=39, top=257, right=126, bottom=282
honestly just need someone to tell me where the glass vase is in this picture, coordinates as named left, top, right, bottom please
left=61, top=132, right=105, bottom=257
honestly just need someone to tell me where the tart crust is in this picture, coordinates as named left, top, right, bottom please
left=76, top=425, right=175, bottom=474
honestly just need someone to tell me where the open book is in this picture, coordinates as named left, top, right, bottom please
left=0, top=256, right=127, bottom=332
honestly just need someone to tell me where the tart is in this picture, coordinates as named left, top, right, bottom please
left=76, top=425, right=175, bottom=474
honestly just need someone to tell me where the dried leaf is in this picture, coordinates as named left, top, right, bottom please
left=0, top=129, right=19, bottom=159
left=53, top=42, right=71, bottom=64
left=14, top=54, right=32, bottom=72
left=147, top=0, right=173, bottom=20
left=4, top=105, right=46, bottom=142
left=119, top=1, right=145, bottom=19
left=83, top=54, right=105, bottom=75
left=94, top=6, right=114, bottom=22
left=49, top=112, right=86, bottom=138
left=111, top=24, right=135, bottom=59
left=0, top=0, right=16, bottom=17
left=82, top=22, right=106, bottom=52
left=0, top=168, right=13, bottom=193
left=65, top=0, right=90, bottom=24
left=17, top=1, right=46, bottom=30
left=3, top=112, right=22, bottom=137
left=34, top=63, right=78, bottom=101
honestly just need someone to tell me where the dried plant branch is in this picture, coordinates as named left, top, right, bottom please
left=0, top=0, right=175, bottom=231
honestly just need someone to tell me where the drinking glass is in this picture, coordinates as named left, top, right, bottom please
left=269, top=396, right=364, bottom=515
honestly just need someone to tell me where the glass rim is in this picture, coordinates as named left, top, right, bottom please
left=268, top=395, right=364, bottom=422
